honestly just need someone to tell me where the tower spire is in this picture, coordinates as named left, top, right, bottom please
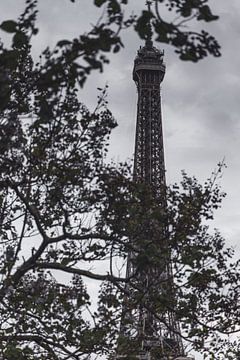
left=146, top=0, right=153, bottom=48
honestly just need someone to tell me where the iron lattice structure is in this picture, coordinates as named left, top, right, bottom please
left=133, top=40, right=166, bottom=195
left=117, top=35, right=194, bottom=360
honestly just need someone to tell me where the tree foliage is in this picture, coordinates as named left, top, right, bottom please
left=0, top=1, right=239, bottom=360
left=0, top=0, right=221, bottom=112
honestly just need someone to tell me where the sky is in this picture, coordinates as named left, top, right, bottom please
left=0, top=0, right=240, bottom=358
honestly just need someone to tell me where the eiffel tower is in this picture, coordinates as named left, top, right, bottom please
left=116, top=2, right=194, bottom=360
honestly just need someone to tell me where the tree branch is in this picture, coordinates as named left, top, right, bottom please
left=9, top=181, right=49, bottom=242
left=35, top=262, right=127, bottom=283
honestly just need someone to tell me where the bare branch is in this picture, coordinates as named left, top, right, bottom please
left=35, top=262, right=127, bottom=283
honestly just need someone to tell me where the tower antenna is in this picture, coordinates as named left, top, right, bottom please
left=146, top=0, right=153, bottom=47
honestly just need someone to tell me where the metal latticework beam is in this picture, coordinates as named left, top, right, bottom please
left=133, top=63, right=166, bottom=191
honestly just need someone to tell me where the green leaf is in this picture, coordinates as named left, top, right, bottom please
left=154, top=21, right=172, bottom=44
left=94, top=0, right=107, bottom=7
left=13, top=31, right=28, bottom=47
left=113, top=44, right=121, bottom=53
left=0, top=50, right=19, bottom=69
left=61, top=257, right=71, bottom=266
left=109, top=0, right=121, bottom=14
left=5, top=326, right=13, bottom=333
left=135, top=10, right=153, bottom=40
left=180, top=50, right=197, bottom=62
left=57, top=39, right=72, bottom=47
left=181, top=5, right=192, bottom=18
left=0, top=20, right=17, bottom=33
left=198, top=5, right=219, bottom=22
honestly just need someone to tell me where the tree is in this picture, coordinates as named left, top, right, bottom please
left=0, top=1, right=240, bottom=360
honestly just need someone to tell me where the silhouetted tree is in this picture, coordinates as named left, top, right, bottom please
left=0, top=1, right=240, bottom=360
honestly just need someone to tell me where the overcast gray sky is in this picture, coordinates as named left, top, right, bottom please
left=0, top=1, right=240, bottom=358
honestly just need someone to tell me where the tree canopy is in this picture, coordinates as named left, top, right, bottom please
left=0, top=1, right=240, bottom=360
left=0, top=0, right=221, bottom=111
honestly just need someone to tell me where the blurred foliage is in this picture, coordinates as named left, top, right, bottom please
left=0, top=0, right=221, bottom=111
